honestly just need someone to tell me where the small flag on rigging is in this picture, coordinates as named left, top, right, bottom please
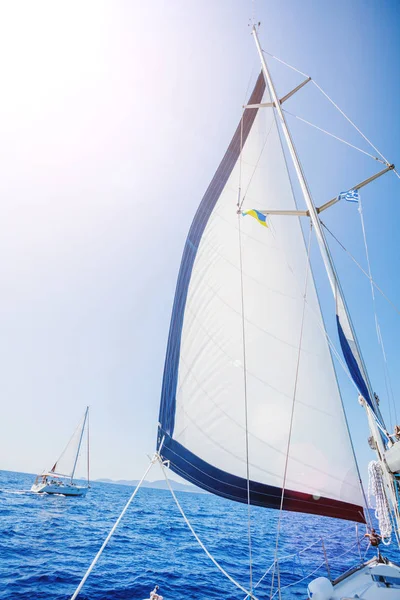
left=338, top=188, right=359, bottom=203
left=241, top=209, right=268, bottom=227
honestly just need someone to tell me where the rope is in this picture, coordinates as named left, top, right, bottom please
left=261, top=48, right=397, bottom=172
left=282, top=109, right=384, bottom=163
left=237, top=84, right=254, bottom=596
left=269, top=222, right=313, bottom=599
left=267, top=100, right=369, bottom=418
left=358, top=197, right=398, bottom=428
left=70, top=457, right=157, bottom=600
left=368, top=461, right=392, bottom=544
left=237, top=111, right=244, bottom=210
left=253, top=538, right=363, bottom=600
left=311, top=81, right=391, bottom=166
left=238, top=213, right=254, bottom=597
left=159, top=458, right=260, bottom=599
left=321, top=221, right=400, bottom=318
left=239, top=119, right=275, bottom=211
left=261, top=48, right=309, bottom=79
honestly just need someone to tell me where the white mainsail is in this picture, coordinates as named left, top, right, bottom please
left=158, top=74, right=364, bottom=522
left=48, top=407, right=89, bottom=481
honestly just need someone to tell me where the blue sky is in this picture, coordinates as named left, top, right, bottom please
left=0, top=0, right=398, bottom=484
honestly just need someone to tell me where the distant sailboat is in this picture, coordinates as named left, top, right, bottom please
left=31, top=406, right=90, bottom=497
left=71, top=25, right=400, bottom=600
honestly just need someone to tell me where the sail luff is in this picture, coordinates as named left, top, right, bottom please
left=158, top=73, right=266, bottom=441
left=71, top=407, right=88, bottom=482
left=251, top=27, right=384, bottom=427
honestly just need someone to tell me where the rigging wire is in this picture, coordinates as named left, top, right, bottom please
left=237, top=105, right=254, bottom=597
left=358, top=197, right=398, bottom=427
left=52, top=410, right=87, bottom=476
left=70, top=457, right=157, bottom=600
left=311, top=80, right=391, bottom=167
left=159, top=458, right=260, bottom=599
left=238, top=215, right=254, bottom=599
left=262, top=47, right=398, bottom=176
left=267, top=66, right=374, bottom=529
left=282, top=109, right=385, bottom=163
left=269, top=222, right=313, bottom=599
left=321, top=221, right=400, bottom=318
left=261, top=48, right=310, bottom=79
left=243, top=524, right=358, bottom=599
left=238, top=118, right=275, bottom=212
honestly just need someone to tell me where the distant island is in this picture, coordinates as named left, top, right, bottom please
left=94, top=478, right=204, bottom=493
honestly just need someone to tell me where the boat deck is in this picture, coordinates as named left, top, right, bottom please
left=330, top=556, right=400, bottom=599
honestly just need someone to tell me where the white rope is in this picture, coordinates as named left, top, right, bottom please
left=238, top=213, right=254, bottom=597
left=70, top=457, right=157, bottom=600
left=358, top=197, right=398, bottom=428
left=368, top=460, right=392, bottom=544
left=282, top=109, right=385, bottom=163
left=245, top=536, right=364, bottom=600
left=321, top=221, right=400, bottom=318
left=239, top=119, right=275, bottom=211
left=311, top=81, right=390, bottom=166
left=261, top=49, right=397, bottom=173
left=269, top=223, right=313, bottom=599
left=243, top=528, right=351, bottom=600
left=261, top=48, right=309, bottom=79
left=237, top=92, right=254, bottom=597
left=159, top=458, right=259, bottom=599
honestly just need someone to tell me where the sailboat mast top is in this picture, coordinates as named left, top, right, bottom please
left=251, top=26, right=384, bottom=426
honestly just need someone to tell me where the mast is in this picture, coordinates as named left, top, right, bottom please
left=251, top=28, right=400, bottom=544
left=71, top=406, right=89, bottom=483
left=87, top=407, right=90, bottom=487
left=251, top=26, right=384, bottom=427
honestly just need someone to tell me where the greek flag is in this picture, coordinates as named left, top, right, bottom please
left=338, top=189, right=359, bottom=203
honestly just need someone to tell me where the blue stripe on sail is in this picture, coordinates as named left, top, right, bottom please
left=336, top=315, right=373, bottom=410
left=158, top=72, right=266, bottom=436
left=158, top=430, right=365, bottom=523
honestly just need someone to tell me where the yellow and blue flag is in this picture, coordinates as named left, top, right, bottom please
left=242, top=209, right=268, bottom=228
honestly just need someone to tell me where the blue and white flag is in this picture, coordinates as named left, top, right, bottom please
left=338, top=188, right=359, bottom=203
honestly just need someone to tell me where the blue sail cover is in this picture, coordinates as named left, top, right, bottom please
left=157, top=74, right=365, bottom=523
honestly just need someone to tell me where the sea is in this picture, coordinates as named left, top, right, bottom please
left=1, top=470, right=398, bottom=600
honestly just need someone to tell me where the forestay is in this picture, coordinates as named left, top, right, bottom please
left=158, top=74, right=364, bottom=523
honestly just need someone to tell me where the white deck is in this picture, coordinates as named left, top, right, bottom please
left=329, top=555, right=400, bottom=599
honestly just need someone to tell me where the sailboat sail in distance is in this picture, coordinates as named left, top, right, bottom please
left=71, top=24, right=400, bottom=600
left=31, top=407, right=90, bottom=497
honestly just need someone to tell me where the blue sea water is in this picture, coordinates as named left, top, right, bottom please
left=1, top=470, right=399, bottom=599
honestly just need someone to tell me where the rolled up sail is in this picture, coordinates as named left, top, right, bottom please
left=158, top=73, right=364, bottom=523
left=336, top=295, right=383, bottom=422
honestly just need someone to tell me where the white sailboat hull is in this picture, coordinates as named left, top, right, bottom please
left=31, top=482, right=88, bottom=496
left=385, top=441, right=400, bottom=474
left=308, top=555, right=400, bottom=599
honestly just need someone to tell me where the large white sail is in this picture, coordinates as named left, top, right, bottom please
left=158, top=74, right=364, bottom=522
